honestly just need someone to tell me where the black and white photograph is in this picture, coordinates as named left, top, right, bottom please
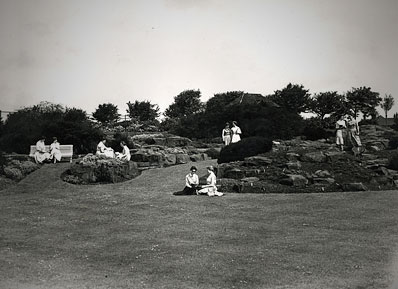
left=0, top=0, right=397, bottom=288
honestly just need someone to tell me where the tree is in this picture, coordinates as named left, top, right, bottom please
left=0, top=102, right=102, bottom=154
left=346, top=87, right=382, bottom=119
left=206, top=91, right=243, bottom=114
left=380, top=94, right=395, bottom=124
left=92, top=103, right=119, bottom=125
left=164, top=90, right=204, bottom=119
left=126, top=100, right=160, bottom=122
left=268, top=83, right=311, bottom=114
left=309, top=91, right=346, bottom=119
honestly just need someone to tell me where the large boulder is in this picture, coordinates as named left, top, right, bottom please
left=279, top=174, right=309, bottom=187
left=341, top=182, right=367, bottom=191
left=300, top=151, right=327, bottom=163
left=63, top=154, right=140, bottom=184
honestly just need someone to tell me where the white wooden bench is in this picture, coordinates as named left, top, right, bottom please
left=29, top=145, right=73, bottom=163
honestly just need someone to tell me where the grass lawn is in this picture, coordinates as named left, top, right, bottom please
left=1, top=160, right=398, bottom=289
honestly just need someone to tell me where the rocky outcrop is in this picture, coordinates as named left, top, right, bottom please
left=215, top=131, right=398, bottom=193
left=62, top=154, right=140, bottom=184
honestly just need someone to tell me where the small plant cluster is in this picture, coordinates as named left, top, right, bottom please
left=218, top=137, right=273, bottom=164
left=0, top=158, right=40, bottom=181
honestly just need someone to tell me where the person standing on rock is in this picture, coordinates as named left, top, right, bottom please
left=335, top=115, right=347, bottom=151
left=231, top=121, right=242, bottom=143
left=347, top=115, right=363, bottom=157
left=173, top=166, right=199, bottom=195
left=222, top=122, right=232, bottom=146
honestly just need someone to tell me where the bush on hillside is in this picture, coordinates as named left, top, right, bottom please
left=387, top=153, right=398, bottom=170
left=164, top=99, right=304, bottom=141
left=389, top=137, right=398, bottom=149
left=218, top=137, right=273, bottom=164
left=301, top=118, right=334, bottom=141
left=0, top=103, right=102, bottom=154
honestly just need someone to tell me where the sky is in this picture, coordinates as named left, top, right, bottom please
left=0, top=0, right=397, bottom=118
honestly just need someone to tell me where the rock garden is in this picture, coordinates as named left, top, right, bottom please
left=2, top=124, right=398, bottom=193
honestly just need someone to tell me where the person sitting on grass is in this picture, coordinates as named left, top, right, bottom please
left=173, top=166, right=199, bottom=196
left=50, top=137, right=62, bottom=163
left=34, top=136, right=51, bottom=164
left=96, top=138, right=115, bottom=158
left=115, top=141, right=131, bottom=161
left=197, top=166, right=223, bottom=197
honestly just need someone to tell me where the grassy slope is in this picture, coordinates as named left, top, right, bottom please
left=0, top=161, right=398, bottom=289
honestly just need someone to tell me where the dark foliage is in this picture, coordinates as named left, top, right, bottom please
left=268, top=83, right=311, bottom=114
left=164, top=89, right=204, bottom=119
left=92, top=103, right=120, bottom=125
left=218, top=137, right=273, bottom=164
left=164, top=91, right=304, bottom=141
left=387, top=153, right=398, bottom=170
left=0, top=104, right=102, bottom=154
left=126, top=100, right=160, bottom=123
left=389, top=137, right=398, bottom=150
left=301, top=118, right=334, bottom=141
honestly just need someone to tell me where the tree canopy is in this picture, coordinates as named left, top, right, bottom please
left=380, top=94, right=394, bottom=119
left=309, top=91, right=346, bottom=119
left=92, top=103, right=120, bottom=125
left=268, top=83, right=311, bottom=114
left=0, top=102, right=102, bottom=154
left=346, top=87, right=381, bottom=119
left=126, top=100, right=160, bottom=123
left=164, top=90, right=204, bottom=119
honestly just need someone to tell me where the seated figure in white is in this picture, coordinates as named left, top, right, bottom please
left=197, top=166, right=223, bottom=197
left=115, top=141, right=131, bottom=161
left=34, top=136, right=51, bottom=164
left=50, top=137, right=62, bottom=163
left=96, top=139, right=115, bottom=158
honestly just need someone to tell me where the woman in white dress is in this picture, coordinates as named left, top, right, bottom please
left=198, top=166, right=223, bottom=197
left=115, top=141, right=131, bottom=161
left=50, top=137, right=62, bottom=163
left=96, top=138, right=115, bottom=158
left=230, top=121, right=242, bottom=143
left=34, top=136, right=51, bottom=164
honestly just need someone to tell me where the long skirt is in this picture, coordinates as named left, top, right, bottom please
left=348, top=131, right=362, bottom=147
left=35, top=151, right=51, bottom=164
left=96, top=149, right=115, bottom=158
left=50, top=149, right=62, bottom=162
left=231, top=134, right=241, bottom=143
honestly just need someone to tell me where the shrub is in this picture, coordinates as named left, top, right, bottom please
left=19, top=161, right=40, bottom=175
left=218, top=137, right=273, bottom=164
left=204, top=148, right=220, bottom=159
left=389, top=137, right=398, bottom=149
left=301, top=119, right=333, bottom=141
left=3, top=167, right=23, bottom=180
left=388, top=153, right=398, bottom=170
left=0, top=104, right=103, bottom=154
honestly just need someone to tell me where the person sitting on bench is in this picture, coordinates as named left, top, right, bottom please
left=34, top=136, right=51, bottom=164
left=50, top=137, right=62, bottom=163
